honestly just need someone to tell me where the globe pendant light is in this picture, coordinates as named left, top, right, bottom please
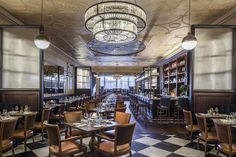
left=181, top=0, right=197, bottom=50
left=34, top=0, right=50, bottom=50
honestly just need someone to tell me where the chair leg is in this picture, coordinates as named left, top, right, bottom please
left=32, top=135, right=35, bottom=143
left=41, top=128, right=44, bottom=140
left=11, top=144, right=15, bottom=157
left=197, top=138, right=200, bottom=149
left=129, top=151, right=132, bottom=157
left=216, top=149, right=219, bottom=157
left=204, top=141, right=207, bottom=155
left=24, top=139, right=27, bottom=152
left=190, top=131, right=193, bottom=142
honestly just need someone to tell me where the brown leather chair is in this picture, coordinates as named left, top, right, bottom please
left=13, top=112, right=37, bottom=152
left=115, top=107, right=126, bottom=113
left=0, top=118, right=18, bottom=156
left=34, top=108, right=51, bottom=140
left=64, top=111, right=89, bottom=138
left=195, top=113, right=218, bottom=155
left=213, top=119, right=236, bottom=157
left=103, top=112, right=131, bottom=139
left=116, top=101, right=125, bottom=108
left=183, top=109, right=199, bottom=142
left=86, top=102, right=96, bottom=113
left=44, top=122, right=87, bottom=157
left=96, top=122, right=136, bottom=157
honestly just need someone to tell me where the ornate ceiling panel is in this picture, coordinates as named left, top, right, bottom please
left=0, top=0, right=236, bottom=68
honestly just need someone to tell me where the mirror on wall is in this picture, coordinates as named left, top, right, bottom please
left=44, top=65, right=64, bottom=96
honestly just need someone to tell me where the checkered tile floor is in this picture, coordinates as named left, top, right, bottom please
left=2, top=102, right=230, bottom=157
left=2, top=129, right=229, bottom=157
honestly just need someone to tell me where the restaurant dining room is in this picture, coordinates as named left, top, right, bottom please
left=0, top=0, right=236, bottom=157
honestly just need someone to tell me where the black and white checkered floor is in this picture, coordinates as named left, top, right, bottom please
left=2, top=131, right=228, bottom=157
left=2, top=103, right=229, bottom=157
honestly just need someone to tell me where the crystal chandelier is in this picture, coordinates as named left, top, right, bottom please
left=85, top=1, right=146, bottom=44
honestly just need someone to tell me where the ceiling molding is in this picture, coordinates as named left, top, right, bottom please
left=0, top=7, right=24, bottom=24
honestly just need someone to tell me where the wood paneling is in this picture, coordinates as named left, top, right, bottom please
left=193, top=91, right=236, bottom=113
left=0, top=90, right=40, bottom=111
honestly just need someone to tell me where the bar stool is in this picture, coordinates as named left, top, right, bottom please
left=174, top=97, right=189, bottom=121
left=157, top=97, right=171, bottom=122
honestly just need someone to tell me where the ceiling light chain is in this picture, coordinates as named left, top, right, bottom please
left=181, top=0, right=197, bottom=50
left=34, top=0, right=50, bottom=50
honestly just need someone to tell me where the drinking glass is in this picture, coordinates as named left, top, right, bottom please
left=2, top=109, right=7, bottom=115
left=84, top=112, right=88, bottom=120
left=215, top=107, right=219, bottom=114
left=24, top=105, right=29, bottom=112
left=15, top=105, right=19, bottom=112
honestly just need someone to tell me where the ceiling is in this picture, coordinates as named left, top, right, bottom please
left=1, top=0, right=236, bottom=68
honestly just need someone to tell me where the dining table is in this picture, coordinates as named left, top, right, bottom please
left=65, top=119, right=118, bottom=151
left=198, top=113, right=228, bottom=119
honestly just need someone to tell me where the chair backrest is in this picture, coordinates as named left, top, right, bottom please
left=60, top=104, right=66, bottom=114
left=116, top=101, right=125, bottom=108
left=183, top=109, right=193, bottom=126
left=213, top=119, right=232, bottom=147
left=0, top=118, right=18, bottom=144
left=195, top=114, right=208, bottom=136
left=115, top=122, right=136, bottom=146
left=41, top=109, right=51, bottom=124
left=86, top=102, right=96, bottom=110
left=24, top=112, right=37, bottom=130
left=178, top=97, right=188, bottom=109
left=44, top=122, right=61, bottom=146
left=115, top=107, right=126, bottom=113
left=115, top=112, right=131, bottom=124
left=160, top=97, right=171, bottom=108
left=64, top=111, right=82, bottom=123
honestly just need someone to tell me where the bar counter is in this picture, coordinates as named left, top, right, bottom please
left=132, top=94, right=189, bottom=118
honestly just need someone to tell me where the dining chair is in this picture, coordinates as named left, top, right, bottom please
left=0, top=118, right=18, bottom=156
left=13, top=112, right=37, bottom=152
left=50, top=104, right=65, bottom=126
left=115, top=107, right=126, bottom=113
left=213, top=119, right=236, bottom=157
left=175, top=97, right=188, bottom=120
left=116, top=101, right=125, bottom=108
left=86, top=102, right=96, bottom=113
left=195, top=113, right=218, bottom=155
left=64, top=111, right=89, bottom=138
left=103, top=112, right=131, bottom=139
left=34, top=108, right=51, bottom=140
left=44, top=122, right=87, bottom=157
left=183, top=109, right=199, bottom=142
left=157, top=97, right=171, bottom=121
left=96, top=122, right=136, bottom=157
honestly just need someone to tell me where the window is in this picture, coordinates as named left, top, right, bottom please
left=76, top=68, right=90, bottom=89
left=100, top=75, right=135, bottom=89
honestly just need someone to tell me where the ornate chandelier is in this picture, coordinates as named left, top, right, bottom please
left=85, top=1, right=146, bottom=44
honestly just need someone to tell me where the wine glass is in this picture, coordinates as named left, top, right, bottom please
left=84, top=112, right=88, bottom=120
left=24, top=105, right=29, bottom=112
left=15, top=105, right=19, bottom=112
left=215, top=107, right=219, bottom=114
left=2, top=109, right=7, bottom=115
